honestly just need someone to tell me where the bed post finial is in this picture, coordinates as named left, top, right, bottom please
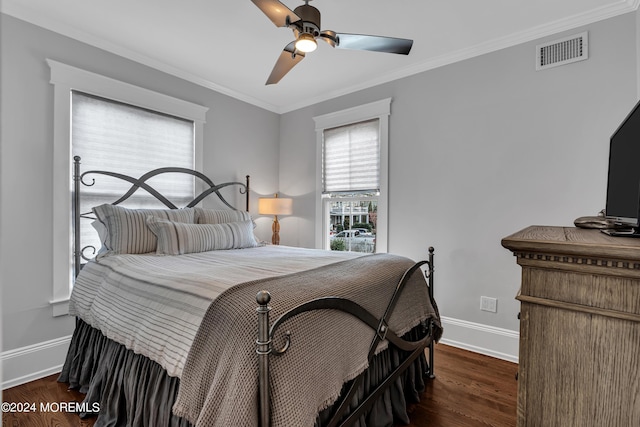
left=256, top=290, right=270, bottom=306
left=256, top=290, right=271, bottom=427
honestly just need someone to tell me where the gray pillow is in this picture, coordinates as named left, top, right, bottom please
left=147, top=218, right=259, bottom=255
left=194, top=207, right=252, bottom=225
left=92, top=204, right=195, bottom=256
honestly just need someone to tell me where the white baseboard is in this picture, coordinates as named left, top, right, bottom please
left=1, top=335, right=71, bottom=389
left=438, top=316, right=520, bottom=363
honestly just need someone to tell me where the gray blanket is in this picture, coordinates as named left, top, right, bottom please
left=173, top=253, right=442, bottom=427
left=69, top=245, right=363, bottom=378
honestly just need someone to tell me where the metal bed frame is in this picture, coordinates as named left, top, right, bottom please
left=72, top=155, right=250, bottom=275
left=71, top=155, right=437, bottom=427
left=256, top=249, right=436, bottom=427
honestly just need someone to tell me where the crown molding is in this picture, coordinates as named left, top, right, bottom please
left=0, top=0, right=281, bottom=112
left=278, top=0, right=640, bottom=113
left=2, top=0, right=638, bottom=114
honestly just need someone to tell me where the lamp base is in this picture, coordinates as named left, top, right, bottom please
left=271, top=216, right=280, bottom=245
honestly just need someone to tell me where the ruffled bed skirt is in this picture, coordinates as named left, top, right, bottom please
left=59, top=319, right=430, bottom=427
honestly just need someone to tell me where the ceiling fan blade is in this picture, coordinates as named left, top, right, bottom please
left=251, top=0, right=301, bottom=28
left=266, top=42, right=305, bottom=85
left=332, top=33, right=413, bottom=55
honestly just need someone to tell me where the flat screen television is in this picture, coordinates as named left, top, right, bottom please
left=604, top=98, right=640, bottom=236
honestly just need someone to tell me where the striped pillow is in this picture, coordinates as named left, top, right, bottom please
left=147, top=218, right=259, bottom=255
left=194, top=207, right=252, bottom=225
left=93, top=204, right=195, bottom=256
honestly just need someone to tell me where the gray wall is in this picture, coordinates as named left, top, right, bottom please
left=1, top=10, right=638, bottom=358
left=0, top=14, right=281, bottom=351
left=278, top=13, right=638, bottom=334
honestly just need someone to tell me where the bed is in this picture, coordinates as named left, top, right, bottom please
left=59, top=156, right=443, bottom=427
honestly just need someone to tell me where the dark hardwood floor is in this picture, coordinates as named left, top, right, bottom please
left=2, top=372, right=94, bottom=427
left=405, top=344, right=518, bottom=427
left=2, top=344, right=517, bottom=427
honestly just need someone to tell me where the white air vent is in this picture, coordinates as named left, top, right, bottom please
left=536, top=32, right=588, bottom=71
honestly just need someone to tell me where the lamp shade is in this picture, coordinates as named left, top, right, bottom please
left=258, top=196, right=292, bottom=216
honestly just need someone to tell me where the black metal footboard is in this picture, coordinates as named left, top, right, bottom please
left=256, top=247, right=436, bottom=427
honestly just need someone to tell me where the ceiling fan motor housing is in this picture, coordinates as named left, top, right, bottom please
left=292, top=4, right=321, bottom=37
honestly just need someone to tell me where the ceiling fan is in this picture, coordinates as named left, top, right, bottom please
left=251, top=0, right=414, bottom=85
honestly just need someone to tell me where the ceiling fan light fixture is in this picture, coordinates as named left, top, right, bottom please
left=295, top=33, right=317, bottom=53
left=254, top=0, right=413, bottom=84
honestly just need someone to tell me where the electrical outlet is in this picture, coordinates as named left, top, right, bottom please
left=480, top=296, right=498, bottom=313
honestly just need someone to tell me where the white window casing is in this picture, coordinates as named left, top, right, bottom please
left=48, top=59, right=208, bottom=316
left=313, top=98, right=391, bottom=252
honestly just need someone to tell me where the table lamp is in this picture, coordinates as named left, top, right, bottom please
left=258, top=194, right=292, bottom=245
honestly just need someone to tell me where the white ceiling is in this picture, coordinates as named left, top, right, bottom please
left=2, top=0, right=638, bottom=113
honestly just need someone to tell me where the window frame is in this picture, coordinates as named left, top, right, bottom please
left=48, top=59, right=208, bottom=316
left=313, top=98, right=391, bottom=252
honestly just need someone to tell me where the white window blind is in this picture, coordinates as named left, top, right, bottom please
left=71, top=91, right=195, bottom=258
left=323, top=118, right=380, bottom=194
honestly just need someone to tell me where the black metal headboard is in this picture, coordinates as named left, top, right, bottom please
left=72, top=155, right=250, bottom=276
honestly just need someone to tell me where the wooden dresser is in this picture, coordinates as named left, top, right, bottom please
left=502, top=226, right=640, bottom=427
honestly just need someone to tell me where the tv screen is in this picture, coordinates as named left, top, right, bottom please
left=605, top=99, right=640, bottom=228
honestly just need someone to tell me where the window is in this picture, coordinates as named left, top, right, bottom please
left=314, top=99, right=391, bottom=253
left=323, top=119, right=380, bottom=194
left=49, top=60, right=208, bottom=316
left=72, top=91, right=196, bottom=264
